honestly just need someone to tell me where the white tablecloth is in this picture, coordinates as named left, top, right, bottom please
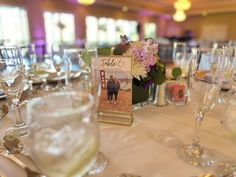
left=0, top=102, right=236, bottom=177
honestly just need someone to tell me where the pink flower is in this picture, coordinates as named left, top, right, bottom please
left=128, top=40, right=158, bottom=73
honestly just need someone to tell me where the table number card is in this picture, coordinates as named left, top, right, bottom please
left=98, top=56, right=133, bottom=126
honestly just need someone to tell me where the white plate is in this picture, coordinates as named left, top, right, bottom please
left=32, top=71, right=81, bottom=84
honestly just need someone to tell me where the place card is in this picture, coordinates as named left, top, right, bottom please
left=98, top=56, right=133, bottom=126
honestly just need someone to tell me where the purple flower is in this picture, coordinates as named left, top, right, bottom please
left=144, top=79, right=153, bottom=88
left=129, top=40, right=158, bottom=73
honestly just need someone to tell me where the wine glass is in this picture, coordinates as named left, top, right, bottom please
left=34, top=54, right=52, bottom=93
left=64, top=48, right=101, bottom=108
left=51, top=44, right=65, bottom=91
left=20, top=44, right=37, bottom=99
left=27, top=91, right=99, bottom=177
left=64, top=48, right=108, bottom=175
left=211, top=46, right=236, bottom=104
left=223, top=45, right=236, bottom=94
left=172, top=42, right=187, bottom=62
left=177, top=47, right=225, bottom=166
left=215, top=92, right=236, bottom=177
left=0, top=46, right=27, bottom=137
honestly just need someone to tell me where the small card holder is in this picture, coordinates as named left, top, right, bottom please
left=97, top=56, right=133, bottom=126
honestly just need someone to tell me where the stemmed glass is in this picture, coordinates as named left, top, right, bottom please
left=211, top=46, right=236, bottom=104
left=223, top=45, right=236, bottom=94
left=34, top=54, right=52, bottom=93
left=27, top=91, right=99, bottom=177
left=51, top=44, right=65, bottom=91
left=0, top=46, right=27, bottom=136
left=177, top=48, right=225, bottom=166
left=64, top=48, right=108, bottom=175
left=64, top=48, right=101, bottom=108
left=20, top=44, right=37, bottom=99
left=219, top=92, right=236, bottom=177
left=173, top=42, right=190, bottom=77
left=172, top=42, right=187, bottom=62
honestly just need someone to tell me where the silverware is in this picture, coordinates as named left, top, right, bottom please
left=3, top=134, right=23, bottom=154
left=1, top=135, right=43, bottom=177
left=222, top=171, right=236, bottom=177
left=0, top=104, right=9, bottom=120
left=0, top=151, right=42, bottom=177
left=118, top=173, right=141, bottom=177
left=191, top=174, right=215, bottom=177
left=0, top=170, right=7, bottom=177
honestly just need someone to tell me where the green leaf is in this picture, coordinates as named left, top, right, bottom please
left=151, top=70, right=166, bottom=85
left=97, top=47, right=111, bottom=56
left=155, top=60, right=166, bottom=73
left=82, top=52, right=91, bottom=65
left=113, top=47, right=124, bottom=55
left=172, top=67, right=182, bottom=78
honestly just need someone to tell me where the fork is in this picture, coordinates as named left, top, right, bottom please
left=0, top=151, right=43, bottom=177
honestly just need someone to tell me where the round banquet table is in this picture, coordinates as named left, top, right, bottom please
left=0, top=100, right=236, bottom=177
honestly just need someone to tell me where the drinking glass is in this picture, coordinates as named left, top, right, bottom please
left=173, top=42, right=187, bottom=62
left=51, top=44, right=65, bottom=91
left=64, top=48, right=108, bottom=175
left=211, top=46, right=236, bottom=104
left=218, top=92, right=236, bottom=177
left=34, top=54, right=52, bottom=93
left=177, top=48, right=225, bottom=166
left=223, top=45, right=236, bottom=94
left=20, top=44, right=37, bottom=99
left=0, top=46, right=27, bottom=136
left=64, top=48, right=101, bottom=108
left=27, top=91, right=99, bottom=177
left=172, top=42, right=191, bottom=77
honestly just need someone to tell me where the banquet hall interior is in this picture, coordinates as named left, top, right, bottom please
left=1, top=0, right=236, bottom=177
left=1, top=0, right=236, bottom=54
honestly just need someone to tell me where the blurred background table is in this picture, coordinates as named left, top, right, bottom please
left=0, top=101, right=235, bottom=177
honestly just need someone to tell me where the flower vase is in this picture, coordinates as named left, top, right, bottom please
left=132, top=82, right=149, bottom=110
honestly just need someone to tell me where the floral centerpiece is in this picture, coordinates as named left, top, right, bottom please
left=114, top=35, right=166, bottom=88
left=113, top=35, right=167, bottom=104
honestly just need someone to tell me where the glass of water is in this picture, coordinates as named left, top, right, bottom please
left=0, top=46, right=27, bottom=136
left=64, top=48, right=108, bottom=175
left=27, top=91, right=99, bottom=177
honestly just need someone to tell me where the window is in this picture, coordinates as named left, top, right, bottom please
left=144, top=22, right=157, bottom=39
left=0, top=6, right=30, bottom=45
left=86, top=16, right=139, bottom=47
left=44, top=12, right=75, bottom=47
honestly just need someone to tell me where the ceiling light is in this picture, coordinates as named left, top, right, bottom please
left=122, top=6, right=128, bottom=12
left=173, top=10, right=186, bottom=22
left=174, top=0, right=191, bottom=11
left=77, top=0, right=95, bottom=6
left=202, top=11, right=208, bottom=17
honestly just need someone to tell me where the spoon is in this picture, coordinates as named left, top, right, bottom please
left=0, top=151, right=42, bottom=177
left=0, top=170, right=7, bottom=177
left=118, top=173, right=141, bottom=177
left=0, top=104, right=9, bottom=120
left=191, top=174, right=215, bottom=177
left=1, top=135, right=43, bottom=177
left=3, top=134, right=23, bottom=154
